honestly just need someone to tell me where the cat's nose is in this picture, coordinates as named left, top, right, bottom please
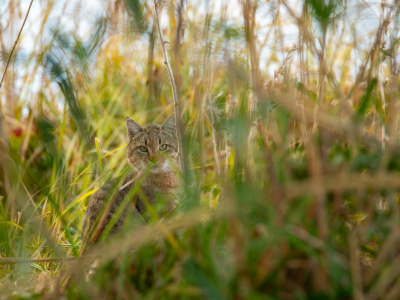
left=148, top=151, right=158, bottom=162
left=149, top=152, right=161, bottom=163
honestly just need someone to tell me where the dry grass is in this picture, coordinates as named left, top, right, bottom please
left=1, top=0, right=400, bottom=299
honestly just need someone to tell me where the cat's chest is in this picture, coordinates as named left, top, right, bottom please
left=143, top=171, right=179, bottom=191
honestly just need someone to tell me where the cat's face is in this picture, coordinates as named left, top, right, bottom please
left=126, top=115, right=179, bottom=174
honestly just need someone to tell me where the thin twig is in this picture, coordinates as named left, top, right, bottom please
left=273, top=44, right=299, bottom=81
left=348, top=230, right=364, bottom=300
left=350, top=16, right=391, bottom=98
left=281, top=0, right=343, bottom=99
left=240, top=0, right=261, bottom=104
left=153, top=0, right=184, bottom=173
left=0, top=0, right=34, bottom=90
left=209, top=90, right=223, bottom=177
left=379, top=4, right=389, bottom=152
left=379, top=65, right=387, bottom=151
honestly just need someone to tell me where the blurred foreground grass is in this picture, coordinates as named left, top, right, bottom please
left=1, top=0, right=400, bottom=299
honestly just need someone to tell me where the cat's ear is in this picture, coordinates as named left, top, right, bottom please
left=126, top=117, right=143, bottom=137
left=161, top=115, right=176, bottom=135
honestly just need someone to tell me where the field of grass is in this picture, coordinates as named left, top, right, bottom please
left=1, top=0, right=400, bottom=299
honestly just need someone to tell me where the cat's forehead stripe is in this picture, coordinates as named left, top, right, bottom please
left=149, top=130, right=157, bottom=140
left=133, top=132, right=146, bottom=141
left=128, top=124, right=177, bottom=150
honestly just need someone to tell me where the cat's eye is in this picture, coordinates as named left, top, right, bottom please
left=159, top=144, right=167, bottom=151
left=139, top=146, right=148, bottom=152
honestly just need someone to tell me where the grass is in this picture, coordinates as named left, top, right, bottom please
left=1, top=0, right=400, bottom=299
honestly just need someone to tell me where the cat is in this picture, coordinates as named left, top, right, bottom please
left=82, top=115, right=180, bottom=244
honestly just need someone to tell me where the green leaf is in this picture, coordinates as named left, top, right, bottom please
left=357, top=78, right=378, bottom=116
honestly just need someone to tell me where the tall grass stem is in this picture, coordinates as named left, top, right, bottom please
left=0, top=0, right=34, bottom=91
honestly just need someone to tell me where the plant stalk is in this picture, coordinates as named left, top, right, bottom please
left=153, top=0, right=184, bottom=174
left=0, top=0, right=34, bottom=90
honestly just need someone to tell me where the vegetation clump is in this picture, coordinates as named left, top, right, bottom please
left=0, top=0, right=400, bottom=299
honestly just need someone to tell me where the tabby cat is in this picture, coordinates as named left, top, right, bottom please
left=82, top=115, right=180, bottom=244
